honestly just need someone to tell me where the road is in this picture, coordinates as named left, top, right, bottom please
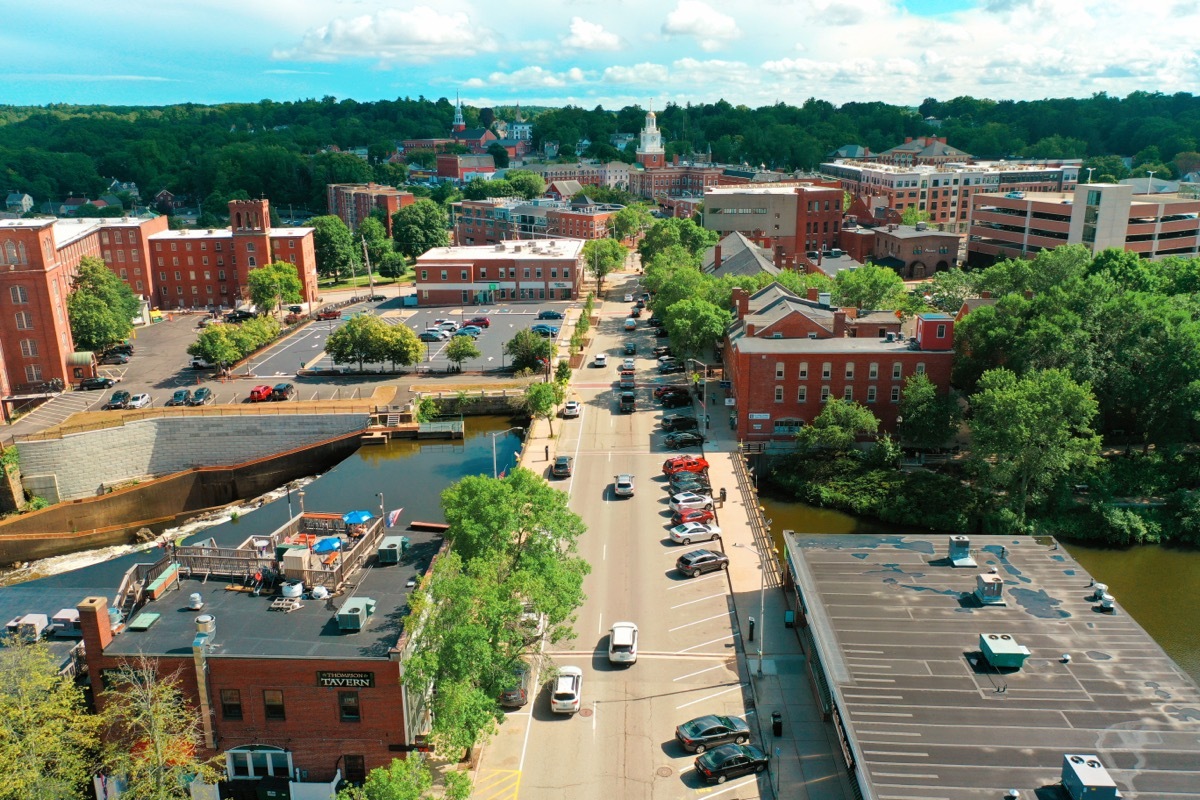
left=472, top=275, right=764, bottom=800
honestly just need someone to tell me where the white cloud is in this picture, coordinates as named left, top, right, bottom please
left=274, top=7, right=497, bottom=63
left=563, top=17, right=621, bottom=51
left=602, top=63, right=671, bottom=85
left=661, top=0, right=741, bottom=52
left=465, top=66, right=588, bottom=89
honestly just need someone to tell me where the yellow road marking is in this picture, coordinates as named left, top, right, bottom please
left=471, top=769, right=521, bottom=800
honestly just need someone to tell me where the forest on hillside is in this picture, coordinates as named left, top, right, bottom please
left=1, top=91, right=1197, bottom=213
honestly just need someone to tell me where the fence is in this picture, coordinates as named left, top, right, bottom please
left=731, top=446, right=783, bottom=589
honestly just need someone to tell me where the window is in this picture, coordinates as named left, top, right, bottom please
left=845, top=362, right=855, bottom=380
left=523, top=268, right=530, bottom=278
left=174, top=271, right=182, bottom=281
left=775, top=362, right=784, bottom=379
left=797, top=386, right=807, bottom=402
left=867, top=386, right=877, bottom=403
left=797, top=362, right=808, bottom=379
left=892, top=362, right=902, bottom=380
left=891, top=386, right=901, bottom=402
left=221, top=689, right=243, bottom=720
left=774, top=386, right=784, bottom=402
left=821, top=362, right=831, bottom=380
left=218, top=270, right=226, bottom=280
left=843, top=386, right=853, bottom=401
left=563, top=268, right=570, bottom=278
left=227, top=747, right=293, bottom=780
left=936, top=324, right=946, bottom=338
left=869, top=362, right=879, bottom=379
left=24, top=364, right=42, bottom=382
left=480, top=268, right=487, bottom=279
left=202, top=256, right=209, bottom=266
left=19, top=339, right=37, bottom=357
left=189, top=271, right=196, bottom=280
left=14, top=311, right=33, bottom=330
left=9, top=286, right=28, bottom=304
left=820, top=386, right=830, bottom=402
left=339, top=691, right=361, bottom=723
left=246, top=242, right=256, bottom=252
left=420, top=270, right=428, bottom=281
left=344, top=755, right=366, bottom=784
left=916, top=362, right=926, bottom=375
left=263, top=690, right=285, bottom=720
left=440, top=271, right=447, bottom=281
left=773, top=419, right=804, bottom=435
left=248, top=256, right=256, bottom=267
left=460, top=270, right=468, bottom=280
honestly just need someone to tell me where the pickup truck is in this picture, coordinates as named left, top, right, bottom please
left=315, top=309, right=341, bottom=320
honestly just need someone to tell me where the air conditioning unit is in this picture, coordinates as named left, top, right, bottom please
left=337, top=598, right=377, bottom=632
left=948, top=535, right=976, bottom=567
left=50, top=608, right=82, bottom=638
left=5, top=613, right=48, bottom=642
left=1061, top=754, right=1119, bottom=800
left=980, top=632, right=1030, bottom=669
left=377, top=536, right=410, bottom=564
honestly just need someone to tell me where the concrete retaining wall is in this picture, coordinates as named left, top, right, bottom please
left=17, top=413, right=368, bottom=502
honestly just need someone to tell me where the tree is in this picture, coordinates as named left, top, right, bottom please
left=663, top=297, right=728, bottom=360
left=897, top=373, right=960, bottom=450
left=486, top=142, right=510, bottom=169
left=336, top=754, right=432, bottom=800
left=832, top=263, right=906, bottom=310
left=357, top=216, right=392, bottom=274
left=310, top=215, right=360, bottom=281
left=462, top=179, right=514, bottom=201
left=445, top=335, right=481, bottom=372
left=900, top=207, right=931, bottom=227
left=99, top=659, right=222, bottom=800
left=504, top=329, right=553, bottom=372
left=246, top=262, right=302, bottom=315
left=378, top=251, right=408, bottom=279
left=968, top=368, right=1101, bottom=526
left=1173, top=151, right=1200, bottom=177
left=67, top=255, right=139, bottom=352
left=796, top=399, right=879, bottom=452
left=581, top=238, right=627, bottom=293
left=325, top=313, right=393, bottom=371
left=0, top=635, right=100, bottom=800
left=393, top=200, right=449, bottom=260
left=554, top=360, right=571, bottom=384
left=505, top=170, right=545, bottom=200
left=188, top=324, right=242, bottom=369
left=523, top=381, right=564, bottom=436
left=611, top=204, right=653, bottom=242
left=383, top=325, right=425, bottom=371
left=925, top=268, right=980, bottom=313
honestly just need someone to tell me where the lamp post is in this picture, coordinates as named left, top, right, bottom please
left=490, top=426, right=525, bottom=479
left=688, top=357, right=710, bottom=429
left=1086, top=167, right=1095, bottom=183
left=1147, top=169, right=1157, bottom=195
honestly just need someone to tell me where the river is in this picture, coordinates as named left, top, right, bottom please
left=758, top=495, right=1200, bottom=686
left=0, top=416, right=525, bottom=590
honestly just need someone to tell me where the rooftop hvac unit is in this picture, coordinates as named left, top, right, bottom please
left=188, top=592, right=204, bottom=610
left=975, top=573, right=1006, bottom=605
left=817, top=292, right=832, bottom=307
left=830, top=248, right=844, bottom=257
left=1091, top=583, right=1108, bottom=602
left=948, top=535, right=976, bottom=567
left=337, top=598, right=377, bottom=632
left=5, top=613, right=49, bottom=642
left=196, top=614, right=216, bottom=636
left=915, top=221, right=927, bottom=231
left=885, top=332, right=895, bottom=342
left=377, top=535, right=410, bottom=564
left=980, top=632, right=1030, bottom=669
left=50, top=608, right=82, bottom=638
left=1061, top=754, right=1119, bottom=800
left=494, top=243, right=506, bottom=252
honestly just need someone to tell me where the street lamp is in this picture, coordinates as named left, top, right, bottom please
left=1147, top=169, right=1157, bottom=195
left=489, top=426, right=525, bottom=479
left=687, top=357, right=711, bottom=429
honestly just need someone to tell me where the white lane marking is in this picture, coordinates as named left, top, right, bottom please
left=602, top=543, right=607, bottom=561
left=591, top=700, right=597, bottom=735
left=668, top=611, right=731, bottom=632
left=670, top=591, right=727, bottom=610
left=675, top=684, right=742, bottom=710
left=679, top=634, right=733, bottom=653
left=673, top=663, right=728, bottom=682
left=598, top=612, right=603, bottom=636
left=698, top=777, right=759, bottom=798
left=666, top=573, right=725, bottom=590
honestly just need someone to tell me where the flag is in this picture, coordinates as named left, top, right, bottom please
left=386, top=508, right=404, bottom=528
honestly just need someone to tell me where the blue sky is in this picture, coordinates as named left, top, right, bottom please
left=2, top=0, right=1195, bottom=109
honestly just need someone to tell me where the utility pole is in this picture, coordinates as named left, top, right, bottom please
left=361, top=236, right=377, bottom=301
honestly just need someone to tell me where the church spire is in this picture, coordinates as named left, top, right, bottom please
left=452, top=92, right=466, bottom=132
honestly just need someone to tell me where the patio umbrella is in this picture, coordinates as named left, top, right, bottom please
left=311, top=537, right=343, bottom=554
left=342, top=510, right=374, bottom=525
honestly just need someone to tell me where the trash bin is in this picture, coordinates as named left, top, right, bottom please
left=784, top=609, right=795, bottom=628
left=719, top=487, right=728, bottom=503
left=771, top=711, right=783, bottom=737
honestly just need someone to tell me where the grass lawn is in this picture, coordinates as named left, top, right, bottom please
left=320, top=273, right=414, bottom=290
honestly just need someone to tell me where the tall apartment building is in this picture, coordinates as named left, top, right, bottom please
left=326, top=183, right=415, bottom=237
left=967, top=183, right=1200, bottom=265
left=822, top=160, right=1080, bottom=232
left=453, top=197, right=622, bottom=247
left=703, top=185, right=846, bottom=266
left=414, top=239, right=584, bottom=306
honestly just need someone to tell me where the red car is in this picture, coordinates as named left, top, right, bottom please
left=466, top=316, right=491, bottom=328
left=316, top=309, right=341, bottom=320
left=663, top=456, right=709, bottom=476
left=248, top=384, right=274, bottom=402
left=654, top=385, right=689, bottom=400
left=673, top=507, right=716, bottom=526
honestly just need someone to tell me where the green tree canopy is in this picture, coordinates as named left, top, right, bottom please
left=523, top=381, right=564, bottom=435
left=832, top=263, right=906, bottom=310
left=445, top=335, right=481, bottom=371
left=582, top=238, right=627, bottom=293
left=505, top=170, right=546, bottom=200
left=663, top=297, right=728, bottom=360
left=503, top=329, right=554, bottom=372
left=188, top=324, right=243, bottom=368
left=611, top=204, right=653, bottom=242
left=486, top=142, right=510, bottom=169
left=325, top=313, right=393, bottom=371
left=898, top=373, right=961, bottom=450
left=246, top=261, right=302, bottom=314
left=925, top=267, right=980, bottom=312
left=357, top=216, right=393, bottom=273
left=462, top=179, right=514, bottom=201
left=393, top=200, right=449, bottom=260
left=796, top=399, right=880, bottom=452
left=67, top=255, right=139, bottom=352
left=900, top=207, right=931, bottom=226
left=309, top=214, right=361, bottom=281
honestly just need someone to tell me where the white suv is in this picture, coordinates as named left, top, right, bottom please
left=669, top=492, right=713, bottom=512
left=550, top=666, right=583, bottom=714
left=608, top=622, right=639, bottom=665
left=562, top=400, right=581, bottom=418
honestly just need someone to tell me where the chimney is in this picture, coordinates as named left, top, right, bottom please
left=833, top=310, right=847, bottom=337
left=939, top=137, right=947, bottom=144
left=714, top=244, right=722, bottom=268
left=980, top=290, right=992, bottom=299
left=746, top=323, right=756, bottom=336
left=77, top=596, right=114, bottom=666
left=904, top=137, right=913, bottom=144
left=807, top=287, right=819, bottom=302
left=673, top=154, right=680, bottom=166
left=732, top=287, right=750, bottom=319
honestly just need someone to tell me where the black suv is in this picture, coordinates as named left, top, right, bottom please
left=225, top=309, right=257, bottom=323
left=676, top=549, right=729, bottom=578
left=661, top=393, right=691, bottom=409
left=103, top=390, right=131, bottom=410
left=271, top=383, right=296, bottom=401
left=662, top=415, right=699, bottom=432
left=79, top=376, right=115, bottom=391
left=166, top=389, right=193, bottom=407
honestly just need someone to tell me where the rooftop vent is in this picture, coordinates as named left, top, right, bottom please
left=915, top=221, right=927, bottom=231
left=6, top=613, right=49, bottom=642
left=1091, top=583, right=1108, bottom=602
left=377, top=535, right=410, bottom=565
left=949, top=535, right=976, bottom=568
left=494, top=243, right=506, bottom=251
left=830, top=248, right=843, bottom=258
left=979, top=632, right=1030, bottom=669
left=974, top=573, right=1006, bottom=605
left=50, top=608, right=82, bottom=638
left=1061, top=754, right=1118, bottom=800
left=188, top=592, right=204, bottom=610
left=196, top=614, right=216, bottom=635
left=337, top=598, right=377, bottom=632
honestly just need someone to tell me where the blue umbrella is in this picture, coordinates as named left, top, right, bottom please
left=311, top=537, right=343, bottom=554
left=342, top=510, right=374, bottom=525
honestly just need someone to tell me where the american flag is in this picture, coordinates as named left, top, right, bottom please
left=386, top=508, right=404, bottom=528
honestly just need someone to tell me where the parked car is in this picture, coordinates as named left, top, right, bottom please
left=189, top=387, right=214, bottom=406
left=619, top=373, right=636, bottom=390
left=669, top=474, right=711, bottom=495
left=653, top=345, right=672, bottom=357
left=562, top=400, right=581, bottom=418
left=661, top=393, right=691, bottom=409
left=623, top=318, right=637, bottom=331
left=128, top=393, right=152, bottom=409
left=662, top=456, right=709, bottom=475
left=272, top=383, right=295, bottom=401
left=550, top=666, right=583, bottom=714
left=654, top=385, right=688, bottom=400
left=225, top=309, right=257, bottom=323
left=79, top=376, right=115, bottom=391
left=99, top=352, right=130, bottom=365
left=466, top=316, right=491, bottom=328
left=614, top=474, right=635, bottom=497
left=670, top=492, right=713, bottom=513
left=593, top=353, right=608, bottom=368
left=648, top=316, right=664, bottom=327
left=166, top=389, right=193, bottom=407
left=453, top=326, right=482, bottom=338
left=106, top=343, right=134, bottom=356
left=669, top=523, right=722, bottom=545
left=624, top=293, right=635, bottom=302
left=676, top=714, right=750, bottom=754
left=499, top=660, right=534, bottom=708
left=608, top=621, right=639, bottom=665
left=654, top=327, right=671, bottom=338
left=288, top=305, right=304, bottom=314
left=694, top=744, right=768, bottom=784
left=662, top=415, right=699, bottom=432
left=673, top=507, right=716, bottom=526
left=436, top=320, right=460, bottom=332
left=531, top=324, right=559, bottom=337
left=419, top=331, right=445, bottom=342
left=618, top=391, right=636, bottom=413
left=551, top=455, right=574, bottom=478
left=537, top=309, right=564, bottom=320
left=666, top=431, right=705, bottom=449
left=624, top=342, right=637, bottom=355
left=103, top=390, right=131, bottom=410
left=676, top=549, right=729, bottom=578
left=316, top=309, right=341, bottom=320
left=659, top=362, right=685, bottom=374
left=622, top=357, right=636, bottom=371
left=248, top=385, right=274, bottom=402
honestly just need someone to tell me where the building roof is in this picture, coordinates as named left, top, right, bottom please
left=875, top=224, right=960, bottom=241
left=453, top=128, right=492, bottom=141
left=784, top=532, right=1200, bottom=800
left=828, top=144, right=871, bottom=159
left=810, top=253, right=863, bottom=278
left=732, top=334, right=929, bottom=354
left=547, top=180, right=585, bottom=198
left=880, top=136, right=972, bottom=160
left=702, top=232, right=780, bottom=278
left=959, top=297, right=997, bottom=314
left=417, top=238, right=584, bottom=263
left=147, top=226, right=313, bottom=242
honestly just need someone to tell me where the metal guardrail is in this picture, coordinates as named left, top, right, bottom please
left=731, top=447, right=783, bottom=589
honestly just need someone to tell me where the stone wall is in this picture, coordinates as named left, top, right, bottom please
left=17, top=413, right=368, bottom=502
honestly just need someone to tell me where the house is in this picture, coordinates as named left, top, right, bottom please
left=5, top=192, right=33, bottom=214
left=702, top=232, right=780, bottom=279
left=436, top=154, right=496, bottom=183
left=107, top=179, right=141, bottom=200
left=722, top=284, right=954, bottom=440
left=839, top=221, right=960, bottom=279
left=546, top=180, right=585, bottom=201
left=956, top=291, right=997, bottom=322
left=876, top=137, right=972, bottom=168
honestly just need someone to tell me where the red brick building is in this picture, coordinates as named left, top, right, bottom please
left=414, top=239, right=584, bottom=305
left=327, top=183, right=415, bottom=238
left=436, top=154, right=496, bottom=182
left=704, top=185, right=846, bottom=267
left=838, top=222, right=961, bottom=278
left=723, top=284, right=954, bottom=440
left=453, top=198, right=620, bottom=247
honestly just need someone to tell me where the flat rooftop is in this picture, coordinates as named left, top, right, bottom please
left=417, top=238, right=584, bottom=262
left=732, top=336, right=942, bottom=355
left=105, top=530, right=443, bottom=661
left=785, top=532, right=1200, bottom=800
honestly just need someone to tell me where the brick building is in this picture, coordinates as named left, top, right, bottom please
left=436, top=154, right=495, bottom=183
left=967, top=183, right=1200, bottom=265
left=414, top=239, right=584, bottom=305
left=876, top=136, right=972, bottom=167
left=839, top=222, right=961, bottom=278
left=703, top=185, right=846, bottom=267
left=76, top=514, right=444, bottom=792
left=326, top=183, right=415, bottom=237
left=521, top=161, right=631, bottom=191
left=723, top=284, right=954, bottom=440
left=453, top=198, right=621, bottom=247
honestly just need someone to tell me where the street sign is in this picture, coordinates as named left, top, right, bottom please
left=719, top=380, right=731, bottom=389
left=488, top=283, right=498, bottom=290
left=748, top=412, right=771, bottom=420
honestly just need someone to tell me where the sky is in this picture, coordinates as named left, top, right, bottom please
left=3, top=0, right=1198, bottom=110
